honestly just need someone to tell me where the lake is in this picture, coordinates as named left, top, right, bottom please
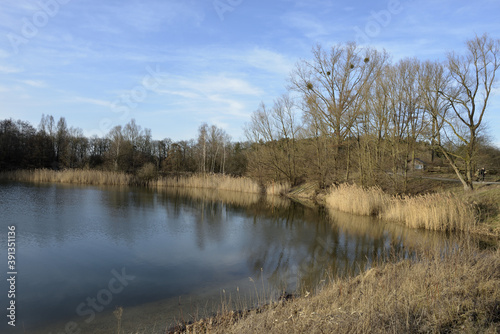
left=0, top=181, right=449, bottom=333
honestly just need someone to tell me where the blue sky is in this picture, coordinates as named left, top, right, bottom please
left=1, top=0, right=499, bottom=146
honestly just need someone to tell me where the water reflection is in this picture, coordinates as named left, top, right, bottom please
left=0, top=182, right=455, bottom=333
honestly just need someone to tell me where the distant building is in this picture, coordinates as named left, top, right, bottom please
left=411, top=158, right=426, bottom=171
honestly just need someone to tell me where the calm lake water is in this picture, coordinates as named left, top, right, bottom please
left=0, top=181, right=450, bottom=333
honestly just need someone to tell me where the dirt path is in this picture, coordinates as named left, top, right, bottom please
left=418, top=175, right=500, bottom=185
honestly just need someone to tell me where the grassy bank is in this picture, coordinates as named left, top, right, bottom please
left=464, top=185, right=500, bottom=235
left=324, top=183, right=499, bottom=234
left=169, top=243, right=500, bottom=333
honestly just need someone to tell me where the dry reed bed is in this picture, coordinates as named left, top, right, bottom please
left=160, top=187, right=261, bottom=207
left=171, top=245, right=500, bottom=334
left=326, top=184, right=476, bottom=232
left=1, top=170, right=294, bottom=197
left=0, top=169, right=131, bottom=185
left=150, top=174, right=261, bottom=194
left=384, top=193, right=475, bottom=232
left=0, top=169, right=264, bottom=194
left=265, top=181, right=291, bottom=196
left=326, top=183, right=390, bottom=216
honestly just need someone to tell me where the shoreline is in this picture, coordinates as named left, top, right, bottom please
left=2, top=169, right=499, bottom=238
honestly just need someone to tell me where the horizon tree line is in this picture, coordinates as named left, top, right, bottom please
left=0, top=115, right=248, bottom=177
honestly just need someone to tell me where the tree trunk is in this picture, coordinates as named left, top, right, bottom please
left=439, top=146, right=473, bottom=191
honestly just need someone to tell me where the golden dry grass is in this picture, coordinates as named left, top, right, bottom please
left=464, top=184, right=500, bottom=235
left=326, top=183, right=391, bottom=216
left=0, top=170, right=263, bottom=194
left=170, top=244, right=500, bottom=334
left=150, top=174, right=261, bottom=194
left=265, top=181, right=291, bottom=196
left=159, top=186, right=261, bottom=206
left=0, top=169, right=132, bottom=185
left=382, top=193, right=476, bottom=232
left=325, top=184, right=477, bottom=233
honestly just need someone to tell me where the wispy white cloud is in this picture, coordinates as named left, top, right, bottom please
left=281, top=12, right=328, bottom=39
left=150, top=73, right=262, bottom=121
left=157, top=90, right=200, bottom=100
left=79, top=0, right=205, bottom=34
left=0, top=49, right=9, bottom=58
left=206, top=94, right=246, bottom=116
left=2, top=0, right=39, bottom=12
left=193, top=75, right=264, bottom=96
left=71, top=96, right=113, bottom=108
left=0, top=65, right=23, bottom=73
left=79, top=13, right=124, bottom=35
left=155, top=73, right=263, bottom=98
left=281, top=0, right=338, bottom=10
left=0, top=0, right=39, bottom=30
left=240, top=48, right=295, bottom=76
left=18, top=79, right=46, bottom=88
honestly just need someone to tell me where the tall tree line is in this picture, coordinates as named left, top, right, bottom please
left=0, top=116, right=248, bottom=176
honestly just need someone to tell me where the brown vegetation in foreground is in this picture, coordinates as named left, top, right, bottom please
left=325, top=183, right=478, bottom=233
left=169, top=243, right=500, bottom=334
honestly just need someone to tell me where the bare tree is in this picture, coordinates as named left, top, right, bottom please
left=289, top=42, right=388, bottom=181
left=302, top=94, right=335, bottom=187
left=418, top=60, right=452, bottom=162
left=197, top=123, right=208, bottom=174
left=245, top=94, right=303, bottom=185
left=220, top=132, right=231, bottom=175
left=438, top=33, right=500, bottom=190
left=378, top=59, right=426, bottom=191
left=107, top=125, right=124, bottom=171
left=208, top=124, right=223, bottom=174
left=68, top=127, right=88, bottom=168
left=56, top=117, right=69, bottom=168
left=360, top=68, right=392, bottom=184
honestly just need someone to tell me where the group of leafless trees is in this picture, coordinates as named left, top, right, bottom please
left=245, top=34, right=500, bottom=191
left=0, top=116, right=247, bottom=177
